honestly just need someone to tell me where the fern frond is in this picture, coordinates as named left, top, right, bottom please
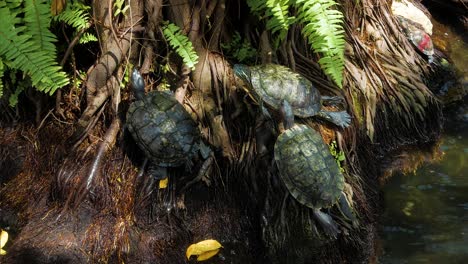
left=0, top=58, right=4, bottom=98
left=54, top=1, right=91, bottom=31
left=0, top=4, right=69, bottom=95
left=79, top=32, right=98, bottom=44
left=9, top=82, right=25, bottom=107
left=246, top=0, right=346, bottom=88
left=162, top=22, right=199, bottom=70
left=295, top=0, right=345, bottom=88
left=247, top=0, right=295, bottom=46
left=24, top=0, right=56, bottom=53
left=221, top=32, right=257, bottom=63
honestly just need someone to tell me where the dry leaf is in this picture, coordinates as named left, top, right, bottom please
left=51, top=0, right=67, bottom=16
left=186, top=239, right=222, bottom=261
left=0, top=229, right=8, bottom=255
left=159, top=178, right=168, bottom=189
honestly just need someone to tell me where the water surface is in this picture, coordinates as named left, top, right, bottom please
left=379, top=9, right=468, bottom=263
left=379, top=99, right=468, bottom=263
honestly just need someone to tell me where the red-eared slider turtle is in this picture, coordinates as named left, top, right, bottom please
left=233, top=64, right=351, bottom=128
left=397, top=16, right=434, bottom=63
left=127, top=69, right=209, bottom=180
left=274, top=100, right=357, bottom=238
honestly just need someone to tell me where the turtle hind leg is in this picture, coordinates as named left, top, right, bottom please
left=316, top=110, right=352, bottom=128
left=312, top=209, right=340, bottom=238
left=148, top=166, right=176, bottom=211
left=338, top=191, right=359, bottom=228
left=148, top=165, right=168, bottom=180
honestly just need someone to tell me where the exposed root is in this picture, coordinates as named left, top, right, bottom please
left=63, top=117, right=122, bottom=213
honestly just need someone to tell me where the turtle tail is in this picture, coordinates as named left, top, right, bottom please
left=317, top=110, right=352, bottom=128
left=313, top=209, right=340, bottom=238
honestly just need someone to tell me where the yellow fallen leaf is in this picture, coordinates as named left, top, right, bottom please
left=197, top=249, right=220, bottom=261
left=0, top=229, right=8, bottom=255
left=186, top=239, right=222, bottom=260
left=159, top=178, right=168, bottom=189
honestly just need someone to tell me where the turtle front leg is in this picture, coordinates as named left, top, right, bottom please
left=312, top=209, right=340, bottom=238
left=316, top=110, right=352, bottom=128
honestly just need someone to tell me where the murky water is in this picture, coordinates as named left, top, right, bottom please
left=379, top=99, right=468, bottom=263
left=379, top=9, right=468, bottom=264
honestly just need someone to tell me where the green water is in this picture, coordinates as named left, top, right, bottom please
left=379, top=99, right=468, bottom=263
left=379, top=9, right=468, bottom=263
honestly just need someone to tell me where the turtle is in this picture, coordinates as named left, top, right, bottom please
left=233, top=63, right=351, bottom=128
left=397, top=15, right=434, bottom=63
left=273, top=100, right=357, bottom=238
left=126, top=68, right=210, bottom=181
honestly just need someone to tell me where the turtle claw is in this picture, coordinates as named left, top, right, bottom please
left=313, top=209, right=340, bottom=238
left=317, top=110, right=352, bottom=128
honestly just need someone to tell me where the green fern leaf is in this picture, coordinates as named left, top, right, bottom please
left=295, top=0, right=345, bottom=88
left=24, top=0, right=56, bottom=53
left=246, top=0, right=346, bottom=87
left=0, top=4, right=69, bottom=95
left=162, top=22, right=199, bottom=70
left=54, top=1, right=91, bottom=31
left=247, top=0, right=295, bottom=47
left=79, top=32, right=98, bottom=44
left=0, top=58, right=4, bottom=98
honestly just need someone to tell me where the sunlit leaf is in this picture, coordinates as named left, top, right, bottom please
left=0, top=229, right=8, bottom=255
left=186, top=239, right=222, bottom=261
left=159, top=178, right=168, bottom=189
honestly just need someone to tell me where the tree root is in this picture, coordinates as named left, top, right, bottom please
left=68, top=76, right=117, bottom=147
left=62, top=117, right=122, bottom=213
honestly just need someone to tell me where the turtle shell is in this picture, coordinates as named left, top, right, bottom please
left=235, top=64, right=321, bottom=118
left=127, top=91, right=200, bottom=167
left=397, top=16, right=434, bottom=56
left=274, top=124, right=344, bottom=209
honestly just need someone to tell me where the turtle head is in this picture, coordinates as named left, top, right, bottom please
left=131, top=67, right=145, bottom=100
left=280, top=100, right=295, bottom=130
left=233, top=64, right=252, bottom=87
